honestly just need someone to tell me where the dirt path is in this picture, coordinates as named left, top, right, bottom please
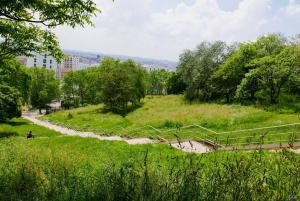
left=22, top=111, right=211, bottom=154
left=23, top=111, right=300, bottom=154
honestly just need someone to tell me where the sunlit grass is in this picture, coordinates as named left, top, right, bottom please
left=1, top=135, right=300, bottom=200
left=0, top=118, right=62, bottom=138
left=41, top=95, right=300, bottom=143
left=1, top=117, right=300, bottom=200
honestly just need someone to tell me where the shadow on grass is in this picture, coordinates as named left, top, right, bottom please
left=0, top=132, right=18, bottom=138
left=7, top=121, right=29, bottom=126
left=101, top=102, right=144, bottom=117
left=0, top=120, right=29, bottom=139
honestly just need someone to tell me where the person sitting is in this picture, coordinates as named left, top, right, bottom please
left=26, top=131, right=34, bottom=139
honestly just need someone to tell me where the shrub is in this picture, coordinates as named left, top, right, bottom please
left=163, top=120, right=183, bottom=128
left=0, top=84, right=22, bottom=122
left=67, top=112, right=73, bottom=119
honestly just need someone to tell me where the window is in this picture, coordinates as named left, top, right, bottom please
left=50, top=66, right=52, bottom=69
left=43, top=59, right=46, bottom=63
left=34, top=58, right=37, bottom=62
left=44, top=54, right=47, bottom=58
left=43, top=64, right=46, bottom=67
left=34, top=64, right=36, bottom=67
left=50, top=59, right=52, bottom=64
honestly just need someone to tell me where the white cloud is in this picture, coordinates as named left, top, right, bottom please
left=285, top=0, right=300, bottom=15
left=54, top=0, right=300, bottom=61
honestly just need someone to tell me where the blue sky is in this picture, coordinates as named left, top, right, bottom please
left=55, top=0, right=300, bottom=61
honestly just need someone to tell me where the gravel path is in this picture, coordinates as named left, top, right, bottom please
left=22, top=111, right=211, bottom=154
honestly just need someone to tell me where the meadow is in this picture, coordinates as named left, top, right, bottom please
left=41, top=95, right=300, bottom=146
left=0, top=118, right=62, bottom=138
left=1, top=119, right=300, bottom=200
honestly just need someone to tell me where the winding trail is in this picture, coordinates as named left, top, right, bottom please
left=22, top=111, right=211, bottom=154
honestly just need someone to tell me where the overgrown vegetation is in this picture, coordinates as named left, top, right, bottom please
left=0, top=84, right=21, bottom=122
left=30, top=67, right=60, bottom=113
left=58, top=34, right=300, bottom=118
left=178, top=34, right=300, bottom=105
left=0, top=0, right=99, bottom=61
left=62, top=58, right=147, bottom=115
left=1, top=134, right=300, bottom=201
left=2, top=1, right=300, bottom=200
left=0, top=61, right=60, bottom=119
left=42, top=95, right=300, bottom=143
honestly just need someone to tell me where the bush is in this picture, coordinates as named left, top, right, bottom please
left=0, top=84, right=22, bottom=122
left=163, top=120, right=183, bottom=128
left=67, top=112, right=73, bottom=119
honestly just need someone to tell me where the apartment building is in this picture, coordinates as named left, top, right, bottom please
left=18, top=53, right=98, bottom=78
left=63, top=55, right=80, bottom=70
left=18, top=52, right=59, bottom=71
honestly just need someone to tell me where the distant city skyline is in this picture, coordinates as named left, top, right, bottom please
left=55, top=0, right=300, bottom=61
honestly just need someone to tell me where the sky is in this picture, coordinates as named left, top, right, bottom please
left=55, top=0, right=300, bottom=61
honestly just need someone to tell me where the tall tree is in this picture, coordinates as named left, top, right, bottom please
left=0, top=59, right=31, bottom=104
left=147, top=69, right=170, bottom=95
left=101, top=58, right=147, bottom=115
left=62, top=67, right=103, bottom=107
left=236, top=46, right=300, bottom=104
left=0, top=0, right=99, bottom=61
left=102, top=67, right=134, bottom=116
left=166, top=72, right=187, bottom=94
left=212, top=43, right=257, bottom=102
left=120, top=60, right=147, bottom=102
left=0, top=84, right=21, bottom=122
left=214, top=34, right=289, bottom=104
left=30, top=68, right=60, bottom=113
left=177, top=41, right=232, bottom=101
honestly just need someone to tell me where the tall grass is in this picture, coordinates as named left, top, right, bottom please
left=1, top=137, right=300, bottom=201
left=41, top=95, right=300, bottom=142
left=0, top=118, right=62, bottom=138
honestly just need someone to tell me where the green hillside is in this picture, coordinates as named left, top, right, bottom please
left=42, top=95, right=300, bottom=145
left=1, top=118, right=300, bottom=200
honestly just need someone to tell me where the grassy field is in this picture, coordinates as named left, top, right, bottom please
left=0, top=118, right=62, bottom=138
left=1, top=118, right=300, bottom=200
left=41, top=95, right=300, bottom=145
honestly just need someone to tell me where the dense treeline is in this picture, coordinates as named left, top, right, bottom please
left=0, top=56, right=179, bottom=120
left=62, top=58, right=147, bottom=115
left=62, top=67, right=103, bottom=107
left=61, top=58, right=183, bottom=115
left=178, top=34, right=300, bottom=105
left=61, top=34, right=300, bottom=114
left=1, top=34, right=299, bottom=120
left=0, top=0, right=100, bottom=120
left=0, top=60, right=60, bottom=120
left=0, top=60, right=30, bottom=121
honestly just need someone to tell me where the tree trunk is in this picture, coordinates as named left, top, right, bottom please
left=270, top=89, right=277, bottom=104
left=250, top=90, right=255, bottom=100
left=226, top=94, right=230, bottom=103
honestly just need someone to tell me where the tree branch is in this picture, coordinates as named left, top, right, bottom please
left=0, top=11, right=55, bottom=27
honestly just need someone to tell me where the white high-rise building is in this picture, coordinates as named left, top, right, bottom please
left=63, top=55, right=80, bottom=70
left=18, top=53, right=97, bottom=78
left=18, top=52, right=59, bottom=71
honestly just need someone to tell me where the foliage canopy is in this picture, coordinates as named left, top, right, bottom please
left=0, top=0, right=99, bottom=61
